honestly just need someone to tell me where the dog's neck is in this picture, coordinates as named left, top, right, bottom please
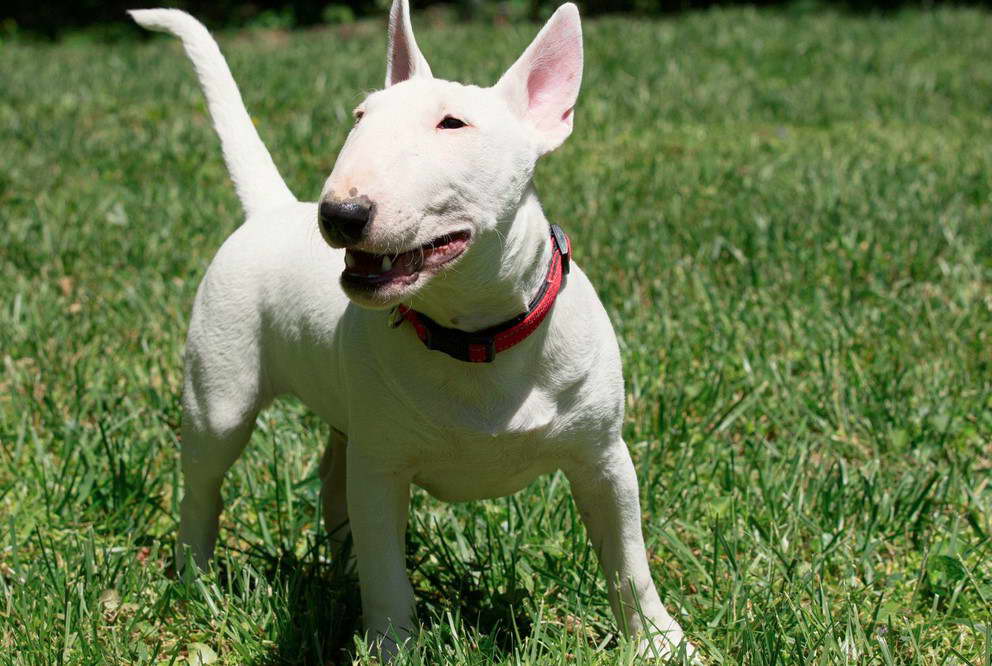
left=405, top=185, right=553, bottom=332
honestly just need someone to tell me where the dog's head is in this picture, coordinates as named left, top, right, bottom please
left=318, top=0, right=583, bottom=309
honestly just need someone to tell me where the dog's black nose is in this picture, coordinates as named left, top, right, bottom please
left=319, top=196, right=375, bottom=247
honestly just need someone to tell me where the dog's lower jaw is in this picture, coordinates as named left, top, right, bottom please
left=339, top=272, right=421, bottom=309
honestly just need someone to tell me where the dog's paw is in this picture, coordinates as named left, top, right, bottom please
left=636, top=632, right=702, bottom=664
left=364, top=628, right=413, bottom=664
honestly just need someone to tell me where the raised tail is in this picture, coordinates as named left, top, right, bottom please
left=129, top=9, right=296, bottom=218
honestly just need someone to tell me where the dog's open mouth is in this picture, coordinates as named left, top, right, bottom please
left=341, top=230, right=471, bottom=290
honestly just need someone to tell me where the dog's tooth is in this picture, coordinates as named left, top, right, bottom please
left=382, top=256, right=393, bottom=271
left=344, top=252, right=356, bottom=269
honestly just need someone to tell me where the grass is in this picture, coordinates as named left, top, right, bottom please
left=2, top=5, right=992, bottom=664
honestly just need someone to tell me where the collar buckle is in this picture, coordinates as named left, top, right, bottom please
left=550, top=223, right=570, bottom=276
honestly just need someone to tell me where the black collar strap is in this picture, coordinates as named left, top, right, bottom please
left=394, top=225, right=570, bottom=363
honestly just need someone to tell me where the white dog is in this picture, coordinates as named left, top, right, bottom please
left=130, top=1, right=697, bottom=660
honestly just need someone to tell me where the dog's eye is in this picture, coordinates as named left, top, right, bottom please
left=437, top=116, right=467, bottom=130
left=353, top=110, right=364, bottom=124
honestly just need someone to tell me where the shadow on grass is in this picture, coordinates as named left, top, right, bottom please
left=407, top=526, right=536, bottom=657
left=232, top=535, right=534, bottom=665
left=237, top=546, right=360, bottom=666
left=413, top=576, right=534, bottom=655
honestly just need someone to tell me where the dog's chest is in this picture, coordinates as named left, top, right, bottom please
left=350, top=356, right=572, bottom=501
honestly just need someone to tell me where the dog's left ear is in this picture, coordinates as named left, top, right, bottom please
left=385, top=0, right=433, bottom=87
left=496, top=3, right=583, bottom=155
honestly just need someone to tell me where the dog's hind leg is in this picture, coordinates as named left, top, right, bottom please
left=319, top=427, right=353, bottom=565
left=175, top=320, right=267, bottom=572
left=565, top=441, right=698, bottom=661
left=176, top=390, right=260, bottom=571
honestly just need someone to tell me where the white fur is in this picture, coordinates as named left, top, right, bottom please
left=131, top=1, right=698, bottom=660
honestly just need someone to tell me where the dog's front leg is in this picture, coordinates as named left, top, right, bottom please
left=347, top=450, right=415, bottom=659
left=319, top=428, right=352, bottom=564
left=565, top=441, right=697, bottom=660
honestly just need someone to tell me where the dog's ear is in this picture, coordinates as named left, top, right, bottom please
left=495, top=3, right=583, bottom=155
left=385, top=0, right=433, bottom=87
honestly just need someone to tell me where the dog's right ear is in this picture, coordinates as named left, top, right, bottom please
left=495, top=3, right=583, bottom=156
left=385, top=0, right=433, bottom=87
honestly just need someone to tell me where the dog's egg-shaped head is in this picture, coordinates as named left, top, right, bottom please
left=318, top=0, right=583, bottom=309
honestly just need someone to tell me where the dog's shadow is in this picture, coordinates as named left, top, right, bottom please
left=240, top=546, right=360, bottom=666
left=245, top=535, right=533, bottom=665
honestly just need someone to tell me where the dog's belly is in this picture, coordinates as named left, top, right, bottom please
left=413, top=466, right=554, bottom=502
left=410, top=434, right=560, bottom=502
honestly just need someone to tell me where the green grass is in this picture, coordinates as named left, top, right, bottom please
left=2, top=6, right=992, bottom=664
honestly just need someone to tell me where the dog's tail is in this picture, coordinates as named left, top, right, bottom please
left=129, top=9, right=296, bottom=218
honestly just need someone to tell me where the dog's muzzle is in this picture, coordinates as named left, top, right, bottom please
left=319, top=195, right=375, bottom=247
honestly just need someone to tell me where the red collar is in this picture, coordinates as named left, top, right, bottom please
left=394, top=225, right=570, bottom=363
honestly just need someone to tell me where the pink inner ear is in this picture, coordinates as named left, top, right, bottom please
left=527, top=67, right=553, bottom=110
left=525, top=56, right=580, bottom=130
left=386, top=0, right=431, bottom=86
left=390, top=36, right=415, bottom=85
left=527, top=64, right=578, bottom=110
left=520, top=18, right=582, bottom=131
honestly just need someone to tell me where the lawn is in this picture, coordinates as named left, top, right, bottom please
left=1, top=6, right=991, bottom=664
